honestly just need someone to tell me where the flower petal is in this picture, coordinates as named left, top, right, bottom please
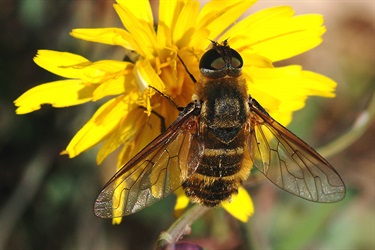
left=92, top=74, right=135, bottom=101
left=112, top=217, right=122, bottom=225
left=194, top=0, right=256, bottom=48
left=63, top=94, right=137, bottom=158
left=134, top=59, right=166, bottom=92
left=80, top=60, right=133, bottom=83
left=157, top=0, right=179, bottom=47
left=222, top=186, right=254, bottom=223
left=240, top=52, right=273, bottom=68
left=96, top=107, right=144, bottom=164
left=173, top=187, right=190, bottom=218
left=117, top=0, right=154, bottom=25
left=245, top=65, right=336, bottom=125
left=172, top=1, right=200, bottom=47
left=14, top=80, right=95, bottom=114
left=34, top=50, right=90, bottom=78
left=116, top=107, right=166, bottom=167
left=114, top=2, right=157, bottom=56
left=70, top=28, right=136, bottom=50
left=34, top=50, right=133, bottom=86
left=300, top=70, right=337, bottom=97
left=158, top=0, right=179, bottom=31
left=223, top=6, right=325, bottom=62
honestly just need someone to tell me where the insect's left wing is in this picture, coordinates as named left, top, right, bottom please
left=94, top=102, right=203, bottom=218
left=247, top=98, right=346, bottom=203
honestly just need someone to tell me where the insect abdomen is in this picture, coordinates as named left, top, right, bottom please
left=182, top=130, right=251, bottom=207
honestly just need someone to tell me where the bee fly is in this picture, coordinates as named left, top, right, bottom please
left=94, top=40, right=345, bottom=218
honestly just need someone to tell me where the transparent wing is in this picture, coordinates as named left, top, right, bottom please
left=94, top=103, right=204, bottom=218
left=247, top=98, right=346, bottom=202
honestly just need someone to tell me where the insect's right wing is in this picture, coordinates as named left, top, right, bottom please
left=247, top=98, right=346, bottom=203
left=94, top=102, right=204, bottom=218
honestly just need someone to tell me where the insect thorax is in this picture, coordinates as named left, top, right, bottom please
left=200, top=76, right=249, bottom=144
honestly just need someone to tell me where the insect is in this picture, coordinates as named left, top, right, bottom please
left=94, top=40, right=346, bottom=218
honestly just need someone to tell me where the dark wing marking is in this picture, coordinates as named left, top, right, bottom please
left=247, top=98, right=345, bottom=202
left=94, top=102, right=203, bottom=218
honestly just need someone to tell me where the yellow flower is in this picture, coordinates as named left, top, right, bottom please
left=14, top=0, right=336, bottom=224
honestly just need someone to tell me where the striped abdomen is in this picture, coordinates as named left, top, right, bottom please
left=182, top=129, right=250, bottom=206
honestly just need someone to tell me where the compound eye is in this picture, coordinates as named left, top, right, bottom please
left=199, top=48, right=244, bottom=71
left=210, top=57, right=226, bottom=70
left=229, top=48, right=243, bottom=68
left=199, top=49, right=223, bottom=70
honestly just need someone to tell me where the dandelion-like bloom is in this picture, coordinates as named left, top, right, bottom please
left=15, top=0, right=336, bottom=224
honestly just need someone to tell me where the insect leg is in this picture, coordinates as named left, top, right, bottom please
left=177, top=55, right=197, bottom=84
left=138, top=106, right=167, bottom=132
left=149, top=86, right=183, bottom=112
left=249, top=96, right=270, bottom=117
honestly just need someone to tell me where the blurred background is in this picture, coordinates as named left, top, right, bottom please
left=0, top=0, right=374, bottom=249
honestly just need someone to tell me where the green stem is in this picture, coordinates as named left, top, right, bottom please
left=318, top=90, right=375, bottom=158
left=156, top=204, right=209, bottom=250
